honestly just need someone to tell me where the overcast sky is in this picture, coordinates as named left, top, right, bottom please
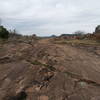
left=0, top=0, right=100, bottom=36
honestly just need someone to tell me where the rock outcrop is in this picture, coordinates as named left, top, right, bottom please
left=95, top=25, right=100, bottom=34
left=0, top=38, right=100, bottom=100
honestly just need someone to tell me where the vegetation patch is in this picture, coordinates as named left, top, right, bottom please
left=0, top=26, right=9, bottom=39
left=28, top=60, right=56, bottom=71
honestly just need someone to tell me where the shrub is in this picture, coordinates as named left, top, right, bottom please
left=0, top=26, right=9, bottom=39
left=9, top=29, right=22, bottom=38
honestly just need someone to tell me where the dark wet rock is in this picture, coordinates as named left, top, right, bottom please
left=4, top=91, right=27, bottom=100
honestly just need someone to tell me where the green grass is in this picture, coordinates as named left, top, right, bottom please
left=29, top=60, right=56, bottom=71
left=31, top=60, right=42, bottom=65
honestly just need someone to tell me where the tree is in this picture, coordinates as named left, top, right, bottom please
left=74, top=30, right=85, bottom=36
left=0, top=26, right=9, bottom=39
left=73, top=30, right=86, bottom=39
left=9, top=29, right=22, bottom=38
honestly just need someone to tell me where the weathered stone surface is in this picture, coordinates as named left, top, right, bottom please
left=0, top=38, right=100, bottom=100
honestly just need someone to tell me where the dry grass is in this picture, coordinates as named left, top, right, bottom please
left=55, top=39, right=100, bottom=46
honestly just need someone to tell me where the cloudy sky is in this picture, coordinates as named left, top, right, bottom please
left=0, top=0, right=100, bottom=36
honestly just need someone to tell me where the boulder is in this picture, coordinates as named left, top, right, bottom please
left=95, top=25, right=100, bottom=34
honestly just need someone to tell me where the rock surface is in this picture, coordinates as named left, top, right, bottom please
left=95, top=25, right=100, bottom=34
left=0, top=38, right=100, bottom=100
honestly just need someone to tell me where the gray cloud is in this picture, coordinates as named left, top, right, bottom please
left=0, top=0, right=100, bottom=36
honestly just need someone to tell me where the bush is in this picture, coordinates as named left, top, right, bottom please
left=0, top=26, right=9, bottom=39
left=9, top=29, right=22, bottom=38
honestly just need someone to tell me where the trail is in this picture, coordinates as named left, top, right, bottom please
left=0, top=38, right=100, bottom=100
left=38, top=38, right=100, bottom=84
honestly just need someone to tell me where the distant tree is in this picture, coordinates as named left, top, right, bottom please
left=9, top=29, right=22, bottom=37
left=74, top=30, right=85, bottom=36
left=0, top=26, right=9, bottom=39
left=73, top=30, right=86, bottom=39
